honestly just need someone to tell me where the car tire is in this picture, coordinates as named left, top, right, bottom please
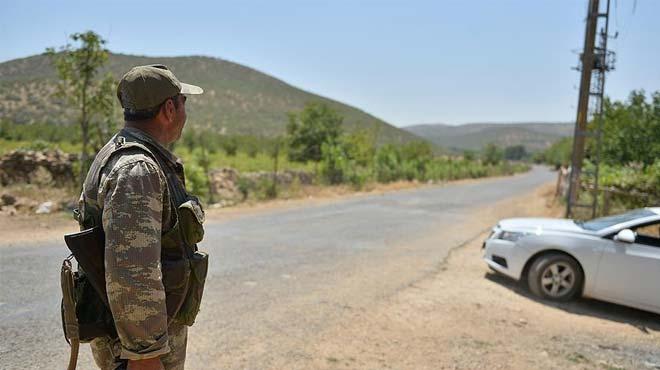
left=527, top=253, right=583, bottom=302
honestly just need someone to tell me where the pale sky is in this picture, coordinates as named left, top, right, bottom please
left=1, top=0, right=658, bottom=127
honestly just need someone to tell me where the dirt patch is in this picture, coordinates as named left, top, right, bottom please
left=310, top=185, right=660, bottom=370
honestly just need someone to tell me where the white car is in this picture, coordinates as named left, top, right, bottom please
left=483, top=207, right=660, bottom=315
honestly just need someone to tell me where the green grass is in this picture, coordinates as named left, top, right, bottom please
left=0, top=139, right=81, bottom=154
left=0, top=138, right=311, bottom=173
left=175, top=147, right=314, bottom=173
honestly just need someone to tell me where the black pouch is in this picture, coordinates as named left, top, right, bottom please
left=176, top=251, right=209, bottom=326
left=60, top=269, right=116, bottom=342
left=73, top=271, right=116, bottom=341
left=62, top=227, right=117, bottom=342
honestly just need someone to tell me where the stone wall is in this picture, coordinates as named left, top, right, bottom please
left=0, top=149, right=76, bottom=186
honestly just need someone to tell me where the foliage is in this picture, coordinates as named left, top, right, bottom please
left=587, top=161, right=660, bottom=211
left=504, top=145, right=527, bottom=161
left=319, top=142, right=348, bottom=185
left=0, top=120, right=79, bottom=143
left=45, top=31, right=116, bottom=182
left=537, top=90, right=660, bottom=211
left=318, top=131, right=377, bottom=187
left=598, top=162, right=660, bottom=195
left=462, top=150, right=476, bottom=161
left=236, top=177, right=253, bottom=200
left=341, top=130, right=376, bottom=167
left=598, top=90, right=660, bottom=167
left=534, top=137, right=572, bottom=168
left=265, top=138, right=283, bottom=198
left=221, top=137, right=238, bottom=157
left=374, top=144, right=402, bottom=183
left=481, top=143, right=503, bottom=166
left=184, top=158, right=208, bottom=199
left=287, top=102, right=343, bottom=163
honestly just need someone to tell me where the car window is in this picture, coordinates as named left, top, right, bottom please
left=580, top=208, right=655, bottom=231
left=634, top=222, right=660, bottom=248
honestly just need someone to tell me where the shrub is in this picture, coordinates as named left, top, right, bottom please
left=374, top=145, right=402, bottom=183
left=221, top=137, right=238, bottom=157
left=482, top=143, right=503, bottom=166
left=184, top=161, right=208, bottom=199
left=319, top=142, right=347, bottom=185
left=255, top=177, right=277, bottom=200
left=236, top=176, right=254, bottom=200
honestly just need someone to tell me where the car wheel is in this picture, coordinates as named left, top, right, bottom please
left=527, top=253, right=583, bottom=302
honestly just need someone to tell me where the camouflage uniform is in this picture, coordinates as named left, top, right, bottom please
left=79, top=127, right=190, bottom=370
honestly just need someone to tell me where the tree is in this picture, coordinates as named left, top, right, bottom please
left=482, top=143, right=503, bottom=166
left=504, top=145, right=527, bottom=161
left=536, top=137, right=572, bottom=168
left=599, top=90, right=660, bottom=167
left=266, top=137, right=283, bottom=198
left=196, top=129, right=214, bottom=204
left=221, top=136, right=238, bottom=156
left=46, top=31, right=116, bottom=183
left=286, top=102, right=343, bottom=163
left=462, top=150, right=476, bottom=161
left=342, top=130, right=376, bottom=167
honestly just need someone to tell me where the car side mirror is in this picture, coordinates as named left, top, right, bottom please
left=614, top=229, right=635, bottom=243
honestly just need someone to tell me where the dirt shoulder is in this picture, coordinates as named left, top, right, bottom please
left=0, top=172, right=530, bottom=246
left=309, top=184, right=660, bottom=370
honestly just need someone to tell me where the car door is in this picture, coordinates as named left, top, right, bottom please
left=593, top=220, right=660, bottom=312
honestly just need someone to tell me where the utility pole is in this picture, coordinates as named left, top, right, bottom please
left=566, top=0, right=613, bottom=218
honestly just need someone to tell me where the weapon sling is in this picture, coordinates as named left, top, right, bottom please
left=61, top=257, right=80, bottom=370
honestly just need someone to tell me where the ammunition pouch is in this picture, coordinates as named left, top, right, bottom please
left=62, top=226, right=116, bottom=342
left=162, top=196, right=208, bottom=326
left=61, top=269, right=117, bottom=342
left=176, top=250, right=208, bottom=326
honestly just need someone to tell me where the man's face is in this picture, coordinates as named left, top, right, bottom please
left=161, top=94, right=187, bottom=144
left=172, top=94, right=187, bottom=142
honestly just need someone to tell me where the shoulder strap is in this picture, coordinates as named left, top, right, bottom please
left=113, top=136, right=189, bottom=208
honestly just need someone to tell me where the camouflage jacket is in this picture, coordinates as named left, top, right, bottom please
left=78, top=127, right=187, bottom=360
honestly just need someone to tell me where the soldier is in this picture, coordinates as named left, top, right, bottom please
left=76, top=65, right=208, bottom=370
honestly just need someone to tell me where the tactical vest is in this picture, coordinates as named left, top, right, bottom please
left=74, top=132, right=208, bottom=339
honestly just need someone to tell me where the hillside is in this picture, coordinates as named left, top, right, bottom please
left=0, top=53, right=420, bottom=144
left=403, top=122, right=573, bottom=152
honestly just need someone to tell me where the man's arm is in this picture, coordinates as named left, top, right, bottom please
left=101, top=159, right=170, bottom=362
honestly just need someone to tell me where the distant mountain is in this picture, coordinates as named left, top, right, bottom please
left=0, top=53, right=421, bottom=144
left=403, top=122, right=573, bottom=152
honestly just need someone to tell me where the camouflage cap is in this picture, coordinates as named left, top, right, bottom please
left=117, top=64, right=203, bottom=110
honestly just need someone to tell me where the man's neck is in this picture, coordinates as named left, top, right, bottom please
left=124, top=121, right=169, bottom=146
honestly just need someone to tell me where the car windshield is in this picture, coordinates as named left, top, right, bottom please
left=578, top=208, right=655, bottom=231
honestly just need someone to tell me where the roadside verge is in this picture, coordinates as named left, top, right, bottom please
left=308, top=184, right=660, bottom=370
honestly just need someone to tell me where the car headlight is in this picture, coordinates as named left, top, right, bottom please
left=498, top=231, right=528, bottom=242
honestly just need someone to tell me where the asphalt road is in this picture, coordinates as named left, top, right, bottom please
left=0, top=166, right=554, bottom=369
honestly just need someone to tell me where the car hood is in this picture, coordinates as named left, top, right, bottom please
left=498, top=218, right=586, bottom=234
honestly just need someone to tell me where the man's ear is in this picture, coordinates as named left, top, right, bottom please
left=162, top=99, right=176, bottom=122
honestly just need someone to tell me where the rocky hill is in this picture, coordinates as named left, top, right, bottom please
left=0, top=53, right=420, bottom=144
left=403, top=122, right=573, bottom=152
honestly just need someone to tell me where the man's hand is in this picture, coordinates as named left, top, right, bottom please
left=127, top=357, right=164, bottom=370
